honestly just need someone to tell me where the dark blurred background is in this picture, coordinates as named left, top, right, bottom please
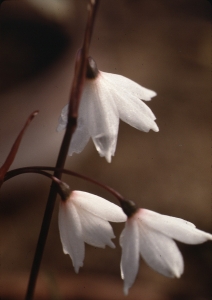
left=0, top=0, right=211, bottom=299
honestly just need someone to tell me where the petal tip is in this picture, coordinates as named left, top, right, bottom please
left=105, top=155, right=112, bottom=163
left=172, top=265, right=183, bottom=278
left=123, top=286, right=129, bottom=296
left=152, top=123, right=159, bottom=132
left=110, top=241, right=116, bottom=249
left=207, top=233, right=212, bottom=241
left=74, top=263, right=83, bottom=274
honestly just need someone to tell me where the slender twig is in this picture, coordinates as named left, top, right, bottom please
left=24, top=1, right=100, bottom=299
left=4, top=169, right=68, bottom=199
left=4, top=166, right=124, bottom=202
left=0, top=111, right=38, bottom=186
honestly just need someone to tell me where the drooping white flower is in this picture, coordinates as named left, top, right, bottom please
left=57, top=57, right=159, bottom=163
left=120, top=208, right=212, bottom=295
left=58, top=190, right=127, bottom=273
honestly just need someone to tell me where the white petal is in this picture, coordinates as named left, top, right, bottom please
left=101, top=73, right=158, bottom=132
left=116, top=91, right=159, bottom=132
left=57, top=119, right=67, bottom=132
left=58, top=96, right=91, bottom=155
left=58, top=201, right=85, bottom=273
left=102, top=72, right=157, bottom=101
left=84, top=78, right=119, bottom=163
left=120, top=219, right=140, bottom=295
left=68, top=116, right=90, bottom=155
left=101, top=72, right=156, bottom=120
left=71, top=191, right=127, bottom=222
left=57, top=104, right=69, bottom=132
left=139, top=224, right=184, bottom=278
left=79, top=207, right=116, bottom=248
left=92, top=134, right=116, bottom=163
left=140, top=209, right=212, bottom=244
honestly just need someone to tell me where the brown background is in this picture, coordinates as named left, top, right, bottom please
left=0, top=0, right=211, bottom=299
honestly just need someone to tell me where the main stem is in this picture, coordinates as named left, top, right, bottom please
left=24, top=125, right=75, bottom=300
left=25, top=2, right=99, bottom=299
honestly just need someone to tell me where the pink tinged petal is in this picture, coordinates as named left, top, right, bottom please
left=138, top=224, right=184, bottom=278
left=84, top=78, right=119, bottom=163
left=71, top=191, right=127, bottom=222
left=120, top=219, right=140, bottom=295
left=101, top=72, right=157, bottom=101
left=58, top=201, right=85, bottom=273
left=140, top=209, right=212, bottom=244
left=78, top=207, right=116, bottom=248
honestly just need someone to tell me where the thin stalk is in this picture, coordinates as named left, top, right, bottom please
left=0, top=111, right=38, bottom=186
left=5, top=166, right=124, bottom=202
left=4, top=169, right=68, bottom=199
left=25, top=1, right=100, bottom=299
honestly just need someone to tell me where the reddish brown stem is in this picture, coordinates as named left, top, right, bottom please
left=0, top=111, right=38, bottom=186
left=24, top=2, right=100, bottom=300
left=4, top=166, right=124, bottom=202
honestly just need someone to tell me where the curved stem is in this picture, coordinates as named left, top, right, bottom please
left=6, top=169, right=68, bottom=199
left=4, top=166, right=124, bottom=202
left=0, top=111, right=38, bottom=186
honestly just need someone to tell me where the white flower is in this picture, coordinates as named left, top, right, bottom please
left=120, top=208, right=212, bottom=295
left=58, top=190, right=127, bottom=273
left=57, top=58, right=159, bottom=163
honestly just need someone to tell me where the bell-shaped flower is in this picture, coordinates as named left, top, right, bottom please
left=58, top=190, right=127, bottom=273
left=120, top=208, right=212, bottom=295
left=57, top=57, right=159, bottom=163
